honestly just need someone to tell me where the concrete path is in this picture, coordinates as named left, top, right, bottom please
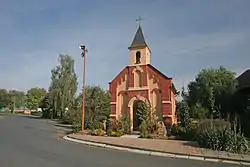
left=0, top=114, right=245, bottom=167
left=66, top=133, right=250, bottom=165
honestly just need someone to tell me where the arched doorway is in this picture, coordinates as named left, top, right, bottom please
left=128, top=95, right=149, bottom=131
left=133, top=100, right=145, bottom=131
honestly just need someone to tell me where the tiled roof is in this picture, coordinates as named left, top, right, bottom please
left=129, top=25, right=147, bottom=49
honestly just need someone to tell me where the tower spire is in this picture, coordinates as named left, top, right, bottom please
left=128, top=19, right=147, bottom=49
left=128, top=19, right=151, bottom=66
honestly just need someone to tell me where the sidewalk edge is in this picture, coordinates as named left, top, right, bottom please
left=63, top=135, right=250, bottom=165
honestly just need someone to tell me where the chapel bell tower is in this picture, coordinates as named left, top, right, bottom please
left=128, top=25, right=151, bottom=66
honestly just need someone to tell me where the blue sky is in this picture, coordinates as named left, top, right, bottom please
left=0, top=0, right=250, bottom=92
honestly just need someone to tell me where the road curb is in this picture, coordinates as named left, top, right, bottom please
left=63, top=135, right=250, bottom=165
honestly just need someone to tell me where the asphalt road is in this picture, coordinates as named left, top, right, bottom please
left=0, top=114, right=245, bottom=167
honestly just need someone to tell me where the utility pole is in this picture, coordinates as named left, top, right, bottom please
left=80, top=45, right=87, bottom=134
left=13, top=96, right=15, bottom=114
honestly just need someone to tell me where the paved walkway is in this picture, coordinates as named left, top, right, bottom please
left=68, top=133, right=250, bottom=163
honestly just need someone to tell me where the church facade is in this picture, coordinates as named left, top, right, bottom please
left=109, top=25, right=177, bottom=131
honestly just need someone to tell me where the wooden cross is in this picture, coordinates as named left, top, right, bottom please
left=136, top=16, right=142, bottom=26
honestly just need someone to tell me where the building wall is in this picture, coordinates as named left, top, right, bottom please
left=129, top=47, right=151, bottom=65
left=109, top=65, right=177, bottom=127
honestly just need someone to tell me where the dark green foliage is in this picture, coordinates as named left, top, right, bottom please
left=84, top=85, right=110, bottom=127
left=9, top=90, right=26, bottom=110
left=48, top=54, right=78, bottom=119
left=136, top=101, right=159, bottom=138
left=136, top=101, right=150, bottom=122
left=0, top=89, right=10, bottom=109
left=0, top=89, right=26, bottom=112
left=186, top=66, right=236, bottom=119
left=189, top=103, right=210, bottom=119
left=139, top=120, right=150, bottom=138
left=121, top=114, right=131, bottom=134
left=231, top=89, right=250, bottom=138
left=177, top=125, right=197, bottom=141
left=196, top=119, right=248, bottom=153
left=40, top=93, right=52, bottom=118
left=63, top=85, right=110, bottom=132
left=178, top=100, right=191, bottom=128
left=26, top=87, right=46, bottom=110
left=137, top=101, right=151, bottom=138
left=168, top=124, right=179, bottom=136
left=168, top=124, right=198, bottom=141
left=87, top=121, right=104, bottom=130
left=175, top=86, right=193, bottom=140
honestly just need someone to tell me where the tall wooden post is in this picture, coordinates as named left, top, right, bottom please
left=80, top=45, right=87, bottom=134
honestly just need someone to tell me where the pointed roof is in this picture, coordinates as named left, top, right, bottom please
left=128, top=25, right=148, bottom=49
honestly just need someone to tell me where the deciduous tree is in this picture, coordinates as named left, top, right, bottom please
left=26, top=87, right=46, bottom=110
left=186, top=66, right=236, bottom=119
left=48, top=54, right=77, bottom=119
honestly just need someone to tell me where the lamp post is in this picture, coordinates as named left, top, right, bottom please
left=80, top=45, right=87, bottom=134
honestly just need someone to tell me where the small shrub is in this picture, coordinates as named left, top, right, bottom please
left=139, top=120, right=149, bottom=138
left=87, top=121, right=104, bottom=130
left=136, top=101, right=160, bottom=138
left=107, top=119, right=125, bottom=137
left=171, top=124, right=180, bottom=136
left=63, top=108, right=81, bottom=125
left=167, top=123, right=197, bottom=141
left=121, top=114, right=131, bottom=134
left=72, top=121, right=81, bottom=133
left=178, top=101, right=191, bottom=128
left=166, top=124, right=179, bottom=137
left=197, top=119, right=230, bottom=133
left=150, top=122, right=166, bottom=139
left=110, top=119, right=123, bottom=132
left=196, top=119, right=249, bottom=154
left=109, top=130, right=124, bottom=137
left=88, top=129, right=106, bottom=136
left=177, top=125, right=197, bottom=141
left=106, top=128, right=112, bottom=136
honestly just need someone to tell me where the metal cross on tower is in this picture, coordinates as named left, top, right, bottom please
left=136, top=16, right=142, bottom=26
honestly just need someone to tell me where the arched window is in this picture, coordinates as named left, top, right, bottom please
left=135, top=51, right=141, bottom=64
left=134, top=70, right=142, bottom=87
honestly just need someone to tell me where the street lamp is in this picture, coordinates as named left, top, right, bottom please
left=80, top=44, right=87, bottom=134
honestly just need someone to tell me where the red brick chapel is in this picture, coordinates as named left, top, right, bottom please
left=109, top=25, right=177, bottom=131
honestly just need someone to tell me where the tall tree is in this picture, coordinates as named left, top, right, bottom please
left=48, top=54, right=77, bottom=119
left=40, top=93, right=51, bottom=118
left=83, top=85, right=110, bottom=128
left=0, top=89, right=11, bottom=109
left=8, top=90, right=26, bottom=109
left=186, top=66, right=236, bottom=119
left=26, top=87, right=46, bottom=110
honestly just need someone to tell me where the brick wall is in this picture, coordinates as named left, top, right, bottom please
left=147, top=66, right=172, bottom=101
left=162, top=103, right=172, bottom=115
left=109, top=65, right=176, bottom=125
